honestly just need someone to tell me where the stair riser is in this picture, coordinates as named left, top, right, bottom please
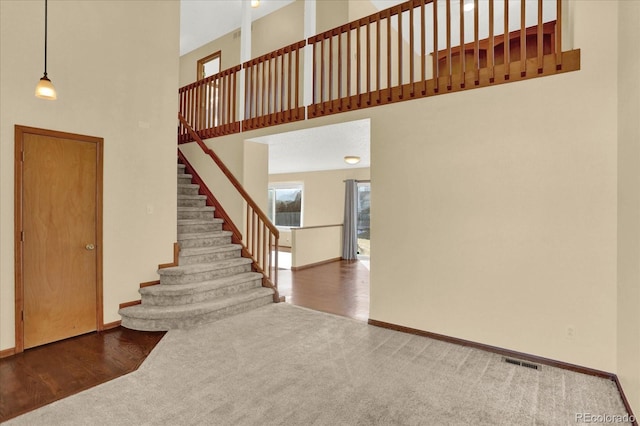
left=141, top=279, right=262, bottom=306
left=179, top=249, right=241, bottom=265
left=178, top=186, right=200, bottom=195
left=160, top=264, right=252, bottom=285
left=178, top=210, right=214, bottom=220
left=178, top=222, right=222, bottom=234
left=120, top=295, right=273, bottom=331
left=178, top=176, right=192, bottom=185
left=178, top=198, right=207, bottom=207
left=178, top=235, right=232, bottom=248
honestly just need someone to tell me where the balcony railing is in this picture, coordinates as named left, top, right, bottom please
left=178, top=0, right=579, bottom=142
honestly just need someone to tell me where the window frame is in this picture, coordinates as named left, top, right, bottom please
left=267, top=182, right=304, bottom=228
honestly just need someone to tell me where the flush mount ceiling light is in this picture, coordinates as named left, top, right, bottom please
left=463, top=1, right=475, bottom=12
left=344, top=156, right=361, bottom=165
left=35, top=0, right=56, bottom=100
left=251, top=0, right=260, bottom=8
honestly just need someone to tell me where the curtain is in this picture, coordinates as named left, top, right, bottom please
left=342, top=179, right=358, bottom=260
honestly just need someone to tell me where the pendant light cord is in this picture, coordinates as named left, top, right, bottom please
left=43, top=0, right=48, bottom=77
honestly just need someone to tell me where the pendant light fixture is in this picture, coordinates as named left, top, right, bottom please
left=35, top=0, right=57, bottom=100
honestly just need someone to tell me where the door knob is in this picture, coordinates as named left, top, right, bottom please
left=85, top=244, right=95, bottom=250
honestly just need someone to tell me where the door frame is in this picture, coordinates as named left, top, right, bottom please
left=14, top=125, right=104, bottom=353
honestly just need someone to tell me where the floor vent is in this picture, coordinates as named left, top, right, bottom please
left=503, top=357, right=542, bottom=370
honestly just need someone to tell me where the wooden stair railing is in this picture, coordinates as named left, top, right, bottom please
left=178, top=65, right=242, bottom=144
left=243, top=40, right=306, bottom=131
left=307, top=0, right=578, bottom=118
left=178, top=113, right=282, bottom=303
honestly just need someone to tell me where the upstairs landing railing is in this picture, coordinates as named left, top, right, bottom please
left=178, top=0, right=579, bottom=137
left=178, top=113, right=282, bottom=302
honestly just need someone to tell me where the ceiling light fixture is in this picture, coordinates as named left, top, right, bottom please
left=463, top=2, right=475, bottom=12
left=251, top=0, right=260, bottom=8
left=344, top=156, right=361, bottom=165
left=35, top=0, right=56, bottom=100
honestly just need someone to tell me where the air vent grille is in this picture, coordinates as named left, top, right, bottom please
left=503, top=357, right=542, bottom=370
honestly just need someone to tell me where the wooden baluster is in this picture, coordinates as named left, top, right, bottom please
left=366, top=18, right=371, bottom=104
left=410, top=4, right=415, bottom=96
left=504, top=0, right=510, bottom=80
left=433, top=0, right=439, bottom=93
left=253, top=211, right=258, bottom=258
left=377, top=16, right=382, bottom=102
left=267, top=58, right=272, bottom=123
left=217, top=75, right=223, bottom=133
left=261, top=60, right=266, bottom=125
left=288, top=48, right=293, bottom=121
left=387, top=11, right=392, bottom=100
left=421, top=0, right=426, bottom=95
left=520, top=0, right=526, bottom=76
left=338, top=31, right=343, bottom=108
left=235, top=68, right=239, bottom=126
left=321, top=36, right=326, bottom=108
left=262, top=223, right=267, bottom=273
left=398, top=7, right=403, bottom=98
left=227, top=73, right=231, bottom=129
left=357, top=23, right=362, bottom=106
left=347, top=26, right=352, bottom=106
left=489, top=0, right=495, bottom=82
left=280, top=54, right=284, bottom=118
left=446, top=0, right=452, bottom=89
left=312, top=40, right=317, bottom=109
left=460, top=0, right=466, bottom=88
left=329, top=33, right=334, bottom=110
left=295, top=45, right=300, bottom=118
left=537, top=0, right=543, bottom=73
left=274, top=235, right=279, bottom=286
left=246, top=205, right=250, bottom=253
left=474, top=0, right=480, bottom=85
left=556, top=0, right=562, bottom=69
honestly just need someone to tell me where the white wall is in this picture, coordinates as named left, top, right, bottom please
left=0, top=0, right=179, bottom=350
left=617, top=0, right=640, bottom=412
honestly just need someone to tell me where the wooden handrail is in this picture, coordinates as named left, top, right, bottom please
left=178, top=113, right=282, bottom=302
left=306, top=0, right=575, bottom=119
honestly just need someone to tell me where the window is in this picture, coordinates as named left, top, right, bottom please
left=197, top=51, right=221, bottom=80
left=268, top=183, right=303, bottom=227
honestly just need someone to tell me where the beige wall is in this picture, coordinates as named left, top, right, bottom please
left=179, top=1, right=305, bottom=88
left=292, top=225, right=343, bottom=268
left=0, top=1, right=179, bottom=350
left=317, top=0, right=349, bottom=33
left=369, top=0, right=619, bottom=373
left=617, top=0, right=640, bottom=412
left=186, top=0, right=629, bottom=382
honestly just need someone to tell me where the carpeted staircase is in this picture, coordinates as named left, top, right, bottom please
left=118, top=163, right=274, bottom=331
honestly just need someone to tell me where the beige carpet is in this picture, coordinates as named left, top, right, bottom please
left=5, top=304, right=632, bottom=425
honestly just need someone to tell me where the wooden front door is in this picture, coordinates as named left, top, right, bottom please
left=15, top=126, right=103, bottom=351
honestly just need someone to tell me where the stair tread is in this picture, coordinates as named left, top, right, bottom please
left=180, top=244, right=241, bottom=255
left=159, top=257, right=252, bottom=275
left=178, top=194, right=207, bottom=199
left=140, top=272, right=263, bottom=296
left=177, top=206, right=214, bottom=211
left=177, top=218, right=223, bottom=225
left=120, top=287, right=273, bottom=318
left=178, top=231, right=232, bottom=240
left=178, top=173, right=193, bottom=178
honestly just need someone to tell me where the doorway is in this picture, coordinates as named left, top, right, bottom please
left=14, top=126, right=103, bottom=352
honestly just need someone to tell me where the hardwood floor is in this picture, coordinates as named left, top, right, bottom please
left=0, top=327, right=165, bottom=422
left=0, top=258, right=369, bottom=422
left=279, top=259, right=370, bottom=321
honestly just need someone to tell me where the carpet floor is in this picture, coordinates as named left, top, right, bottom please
left=4, top=304, right=631, bottom=425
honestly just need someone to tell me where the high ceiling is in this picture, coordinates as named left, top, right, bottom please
left=180, top=0, right=295, bottom=55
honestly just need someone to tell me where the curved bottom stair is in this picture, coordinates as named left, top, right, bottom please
left=119, top=163, right=274, bottom=331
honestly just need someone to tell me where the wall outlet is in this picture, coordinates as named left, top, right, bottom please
left=566, top=326, right=575, bottom=340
